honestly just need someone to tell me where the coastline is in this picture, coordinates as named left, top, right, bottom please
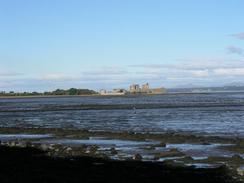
left=0, top=94, right=100, bottom=99
left=1, top=91, right=244, bottom=99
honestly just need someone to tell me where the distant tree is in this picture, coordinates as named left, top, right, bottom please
left=0, top=88, right=97, bottom=96
left=32, top=92, right=40, bottom=95
left=44, top=92, right=50, bottom=95
left=68, top=88, right=78, bottom=95
left=52, top=89, right=66, bottom=95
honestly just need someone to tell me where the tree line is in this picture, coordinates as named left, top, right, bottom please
left=0, top=88, right=98, bottom=96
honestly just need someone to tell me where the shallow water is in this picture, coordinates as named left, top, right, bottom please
left=1, top=93, right=244, bottom=137
left=0, top=134, right=52, bottom=141
left=165, top=143, right=238, bottom=158
left=37, top=137, right=243, bottom=161
left=39, top=138, right=155, bottom=147
left=185, top=163, right=222, bottom=169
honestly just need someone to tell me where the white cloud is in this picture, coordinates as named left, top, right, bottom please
left=41, top=74, right=77, bottom=81
left=82, top=66, right=128, bottom=76
left=226, top=46, right=244, bottom=56
left=0, top=71, right=22, bottom=77
left=2, top=58, right=244, bottom=91
left=231, top=32, right=244, bottom=40
left=130, top=59, right=244, bottom=70
left=213, top=68, right=244, bottom=76
left=191, top=70, right=209, bottom=77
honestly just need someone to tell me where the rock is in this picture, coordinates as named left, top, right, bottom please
left=180, top=156, right=194, bottom=162
left=201, top=142, right=211, bottom=145
left=231, top=154, right=243, bottom=161
left=1, top=141, right=7, bottom=146
left=66, top=147, right=73, bottom=152
left=17, top=141, right=28, bottom=148
left=40, top=144, right=49, bottom=151
left=169, top=148, right=183, bottom=154
left=133, top=154, right=142, bottom=161
left=48, top=144, right=56, bottom=150
left=143, top=146, right=155, bottom=150
left=159, top=142, right=166, bottom=147
left=237, top=166, right=244, bottom=176
left=25, top=141, right=32, bottom=147
left=89, top=145, right=98, bottom=154
left=152, top=142, right=166, bottom=148
left=9, top=141, right=18, bottom=147
left=164, top=160, right=188, bottom=168
left=85, top=145, right=98, bottom=154
left=110, top=147, right=118, bottom=155
left=98, top=153, right=109, bottom=159
left=154, top=148, right=184, bottom=159
left=53, top=144, right=63, bottom=150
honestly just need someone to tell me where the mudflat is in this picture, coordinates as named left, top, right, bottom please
left=0, top=145, right=240, bottom=183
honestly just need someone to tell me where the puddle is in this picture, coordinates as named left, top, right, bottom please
left=164, top=143, right=236, bottom=158
left=39, top=138, right=156, bottom=148
left=165, top=143, right=230, bottom=151
left=186, top=163, right=222, bottom=169
left=37, top=137, right=159, bottom=160
left=36, top=138, right=244, bottom=161
left=0, top=134, right=52, bottom=141
left=158, top=156, right=184, bottom=162
left=192, top=156, right=208, bottom=160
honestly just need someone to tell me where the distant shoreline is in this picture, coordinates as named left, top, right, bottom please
left=0, top=94, right=101, bottom=99
left=1, top=90, right=244, bottom=99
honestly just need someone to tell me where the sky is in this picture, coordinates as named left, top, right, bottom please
left=0, top=0, right=244, bottom=92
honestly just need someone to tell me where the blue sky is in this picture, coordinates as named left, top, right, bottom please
left=0, top=0, right=244, bottom=91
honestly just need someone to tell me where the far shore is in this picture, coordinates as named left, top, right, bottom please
left=1, top=91, right=244, bottom=99
left=0, top=94, right=100, bottom=99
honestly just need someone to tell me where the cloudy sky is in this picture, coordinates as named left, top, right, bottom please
left=0, top=0, right=244, bottom=92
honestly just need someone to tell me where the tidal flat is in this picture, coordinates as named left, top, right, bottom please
left=0, top=145, right=240, bottom=183
left=0, top=127, right=244, bottom=182
left=1, top=93, right=244, bottom=182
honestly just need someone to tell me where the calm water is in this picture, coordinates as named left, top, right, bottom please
left=1, top=92, right=244, bottom=137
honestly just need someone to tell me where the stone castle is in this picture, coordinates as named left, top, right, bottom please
left=100, top=83, right=166, bottom=95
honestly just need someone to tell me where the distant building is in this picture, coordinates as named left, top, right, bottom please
left=112, top=89, right=127, bottom=94
left=100, top=89, right=127, bottom=96
left=100, top=89, right=107, bottom=95
left=141, top=83, right=150, bottom=93
left=100, top=83, right=166, bottom=96
left=130, top=84, right=141, bottom=93
left=130, top=83, right=167, bottom=94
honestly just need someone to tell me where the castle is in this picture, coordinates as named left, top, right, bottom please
left=100, top=83, right=167, bottom=95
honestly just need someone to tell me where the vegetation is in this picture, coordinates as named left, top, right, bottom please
left=0, top=88, right=97, bottom=97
